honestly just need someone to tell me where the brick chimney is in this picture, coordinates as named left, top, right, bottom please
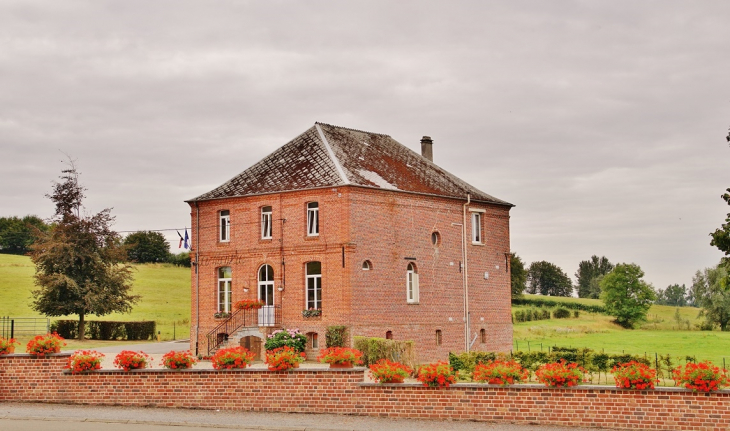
left=420, top=136, right=433, bottom=162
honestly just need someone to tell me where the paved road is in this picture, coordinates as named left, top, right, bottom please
left=0, top=403, right=613, bottom=431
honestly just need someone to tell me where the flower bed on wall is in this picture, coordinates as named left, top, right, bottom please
left=1, top=353, right=729, bottom=431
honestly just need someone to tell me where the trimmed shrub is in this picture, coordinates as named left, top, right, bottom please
left=325, top=325, right=348, bottom=348
left=448, top=351, right=497, bottom=374
left=354, top=336, right=416, bottom=369
left=553, top=307, right=571, bottom=319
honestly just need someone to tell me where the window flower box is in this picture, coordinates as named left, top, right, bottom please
left=302, top=309, right=321, bottom=318
left=213, top=312, right=231, bottom=319
left=234, top=299, right=265, bottom=310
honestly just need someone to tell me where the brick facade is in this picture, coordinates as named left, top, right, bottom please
left=2, top=354, right=729, bottom=431
left=187, top=123, right=514, bottom=361
left=189, top=185, right=512, bottom=361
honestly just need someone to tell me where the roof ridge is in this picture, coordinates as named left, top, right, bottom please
left=315, top=121, right=390, bottom=138
left=315, top=123, right=350, bottom=185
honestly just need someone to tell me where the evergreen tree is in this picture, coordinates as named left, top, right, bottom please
left=510, top=253, right=527, bottom=299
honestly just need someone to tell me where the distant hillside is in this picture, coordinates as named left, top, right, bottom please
left=0, top=254, right=190, bottom=340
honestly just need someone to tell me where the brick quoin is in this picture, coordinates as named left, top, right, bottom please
left=2, top=354, right=730, bottom=431
left=188, top=186, right=512, bottom=360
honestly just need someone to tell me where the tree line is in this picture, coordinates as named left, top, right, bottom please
left=510, top=185, right=730, bottom=331
left=1, top=217, right=189, bottom=266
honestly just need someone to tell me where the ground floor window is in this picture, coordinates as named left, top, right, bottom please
left=218, top=266, right=232, bottom=312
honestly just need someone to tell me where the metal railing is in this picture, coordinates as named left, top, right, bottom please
left=1, top=316, right=50, bottom=338
left=205, top=306, right=281, bottom=356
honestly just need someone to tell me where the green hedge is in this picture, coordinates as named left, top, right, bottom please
left=512, top=297, right=606, bottom=314
left=514, top=307, right=551, bottom=322
left=51, top=320, right=156, bottom=340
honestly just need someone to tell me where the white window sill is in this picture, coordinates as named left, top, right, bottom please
left=471, top=241, right=484, bottom=246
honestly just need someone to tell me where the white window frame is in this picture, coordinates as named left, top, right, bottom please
left=219, top=210, right=230, bottom=242
left=258, top=264, right=275, bottom=306
left=307, top=202, right=319, bottom=236
left=306, top=261, right=322, bottom=310
left=470, top=210, right=484, bottom=244
left=406, top=262, right=419, bottom=303
left=218, top=267, right=232, bottom=313
left=261, top=206, right=272, bottom=239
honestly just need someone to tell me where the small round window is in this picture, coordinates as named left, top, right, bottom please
left=362, top=260, right=372, bottom=271
left=431, top=231, right=441, bottom=246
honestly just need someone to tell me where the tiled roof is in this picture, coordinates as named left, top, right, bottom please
left=188, top=123, right=512, bottom=206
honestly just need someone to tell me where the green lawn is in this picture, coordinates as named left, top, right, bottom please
left=0, top=254, right=190, bottom=343
left=513, top=295, right=730, bottom=367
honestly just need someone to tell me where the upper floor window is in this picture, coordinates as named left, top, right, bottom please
left=471, top=211, right=482, bottom=244
left=261, top=206, right=272, bottom=239
left=306, top=261, right=322, bottom=310
left=219, top=210, right=230, bottom=242
left=307, top=202, right=319, bottom=236
left=218, top=266, right=232, bottom=313
left=406, top=262, right=419, bottom=303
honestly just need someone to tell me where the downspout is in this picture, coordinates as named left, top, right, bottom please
left=462, top=193, right=471, bottom=352
left=195, top=202, right=200, bottom=356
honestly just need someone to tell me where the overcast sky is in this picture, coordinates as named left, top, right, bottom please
left=1, top=1, right=729, bottom=292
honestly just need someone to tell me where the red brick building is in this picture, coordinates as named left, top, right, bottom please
left=186, top=123, right=513, bottom=361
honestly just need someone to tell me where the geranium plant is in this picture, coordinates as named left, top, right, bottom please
left=266, top=346, right=305, bottom=371
left=416, top=361, right=457, bottom=388
left=612, top=361, right=658, bottom=390
left=65, top=350, right=104, bottom=374
left=234, top=299, right=265, bottom=310
left=161, top=350, right=197, bottom=370
left=114, top=350, right=153, bottom=371
left=0, top=337, right=18, bottom=355
left=535, top=360, right=585, bottom=388
left=673, top=361, right=729, bottom=392
left=211, top=346, right=256, bottom=370
left=369, top=359, right=412, bottom=383
left=317, top=347, right=363, bottom=365
left=26, top=332, right=66, bottom=355
left=213, top=312, right=231, bottom=319
left=473, top=360, right=529, bottom=386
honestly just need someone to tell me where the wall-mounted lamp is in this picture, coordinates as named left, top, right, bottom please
left=277, top=286, right=284, bottom=292
left=243, top=287, right=249, bottom=293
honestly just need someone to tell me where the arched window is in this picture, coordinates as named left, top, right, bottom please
left=362, top=260, right=372, bottom=270
left=435, top=329, right=442, bottom=346
left=218, top=267, right=232, bottom=312
left=258, top=264, right=274, bottom=306
left=306, top=261, right=322, bottom=310
left=385, top=331, right=393, bottom=340
left=406, top=262, right=419, bottom=303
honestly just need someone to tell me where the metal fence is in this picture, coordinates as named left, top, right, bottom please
left=1, top=316, right=50, bottom=338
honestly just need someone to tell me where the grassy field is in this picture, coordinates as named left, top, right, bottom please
left=513, top=294, right=730, bottom=367
left=0, top=254, right=190, bottom=346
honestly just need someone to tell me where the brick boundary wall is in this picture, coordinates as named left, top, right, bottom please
left=1, top=354, right=729, bottom=431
